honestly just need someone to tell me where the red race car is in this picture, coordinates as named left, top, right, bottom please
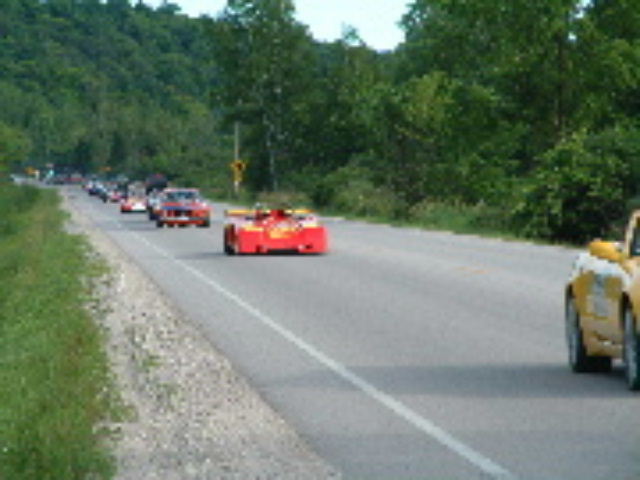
left=223, top=206, right=328, bottom=254
left=155, top=188, right=211, bottom=228
left=120, top=195, right=147, bottom=213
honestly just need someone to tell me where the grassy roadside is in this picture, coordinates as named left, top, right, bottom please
left=0, top=183, right=119, bottom=479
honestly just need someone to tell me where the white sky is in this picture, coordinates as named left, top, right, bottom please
left=146, top=0, right=409, bottom=51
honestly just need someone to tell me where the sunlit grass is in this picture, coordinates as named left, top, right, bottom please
left=0, top=184, right=120, bottom=480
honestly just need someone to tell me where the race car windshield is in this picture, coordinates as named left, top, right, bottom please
left=166, top=191, right=199, bottom=202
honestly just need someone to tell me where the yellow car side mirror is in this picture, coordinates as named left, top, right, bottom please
left=588, top=240, right=622, bottom=263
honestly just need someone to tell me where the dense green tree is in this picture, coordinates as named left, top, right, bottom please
left=2, top=0, right=639, bottom=241
left=572, top=0, right=640, bottom=129
left=0, top=122, right=31, bottom=174
left=211, top=0, right=318, bottom=191
left=399, top=0, right=582, bottom=159
left=1, top=0, right=225, bottom=179
left=513, top=130, right=631, bottom=242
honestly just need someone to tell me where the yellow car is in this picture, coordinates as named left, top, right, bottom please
left=565, top=211, right=640, bottom=390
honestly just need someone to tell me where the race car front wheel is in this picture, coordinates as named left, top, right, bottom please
left=623, top=307, right=640, bottom=390
left=223, top=230, right=235, bottom=255
left=565, top=296, right=611, bottom=373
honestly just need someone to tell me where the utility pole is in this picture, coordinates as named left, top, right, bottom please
left=233, top=121, right=241, bottom=195
left=234, top=121, right=240, bottom=162
left=268, top=0, right=284, bottom=192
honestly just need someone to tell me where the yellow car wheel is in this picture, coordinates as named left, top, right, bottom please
left=565, top=296, right=612, bottom=373
left=623, top=308, right=640, bottom=390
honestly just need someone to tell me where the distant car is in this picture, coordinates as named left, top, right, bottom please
left=154, top=188, right=211, bottom=228
left=223, top=206, right=328, bottom=255
left=96, top=184, right=110, bottom=202
left=47, top=174, right=67, bottom=185
left=67, top=172, right=84, bottom=184
left=146, top=190, right=163, bottom=220
left=86, top=181, right=103, bottom=196
left=565, top=210, right=640, bottom=390
left=105, top=188, right=124, bottom=203
left=10, top=174, right=27, bottom=185
left=145, top=173, right=168, bottom=195
left=120, top=195, right=147, bottom=213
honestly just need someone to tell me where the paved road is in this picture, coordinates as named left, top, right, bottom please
left=68, top=188, right=640, bottom=480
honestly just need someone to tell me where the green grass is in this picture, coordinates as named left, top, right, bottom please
left=404, top=200, right=517, bottom=238
left=0, top=184, right=120, bottom=480
left=318, top=197, right=520, bottom=240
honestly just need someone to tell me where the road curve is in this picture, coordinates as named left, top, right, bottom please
left=67, top=187, right=640, bottom=480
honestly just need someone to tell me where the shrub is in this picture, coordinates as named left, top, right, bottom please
left=256, top=190, right=312, bottom=208
left=321, top=163, right=404, bottom=218
left=512, top=131, right=628, bottom=243
left=409, top=199, right=512, bottom=235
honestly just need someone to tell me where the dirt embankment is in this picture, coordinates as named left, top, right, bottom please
left=62, top=190, right=339, bottom=480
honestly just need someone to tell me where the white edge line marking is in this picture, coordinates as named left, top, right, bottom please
left=104, top=212, right=517, bottom=480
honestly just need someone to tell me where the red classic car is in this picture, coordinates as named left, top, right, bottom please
left=154, top=188, right=211, bottom=228
left=223, top=206, right=328, bottom=254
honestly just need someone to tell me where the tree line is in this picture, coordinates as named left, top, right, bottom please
left=1, top=0, right=639, bottom=242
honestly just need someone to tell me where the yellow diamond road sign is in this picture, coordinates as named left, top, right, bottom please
left=230, top=160, right=246, bottom=173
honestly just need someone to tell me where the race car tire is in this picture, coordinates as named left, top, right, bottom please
left=198, top=219, right=211, bottom=228
left=223, top=232, right=235, bottom=255
left=623, top=307, right=640, bottom=390
left=224, top=242, right=235, bottom=255
left=156, top=220, right=164, bottom=228
left=565, top=296, right=612, bottom=373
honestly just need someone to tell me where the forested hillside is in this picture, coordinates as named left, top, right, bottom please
left=2, top=0, right=640, bottom=242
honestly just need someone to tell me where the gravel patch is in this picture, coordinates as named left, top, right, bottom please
left=62, top=191, right=340, bottom=480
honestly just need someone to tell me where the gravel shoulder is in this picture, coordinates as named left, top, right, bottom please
left=62, top=190, right=339, bottom=479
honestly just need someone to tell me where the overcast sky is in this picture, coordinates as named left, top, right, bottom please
left=144, top=0, right=409, bottom=51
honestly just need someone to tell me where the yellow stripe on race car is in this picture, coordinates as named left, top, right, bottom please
left=225, top=209, right=252, bottom=216
left=269, top=229, right=296, bottom=238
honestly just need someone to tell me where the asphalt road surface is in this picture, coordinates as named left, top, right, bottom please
left=68, top=187, right=640, bottom=480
